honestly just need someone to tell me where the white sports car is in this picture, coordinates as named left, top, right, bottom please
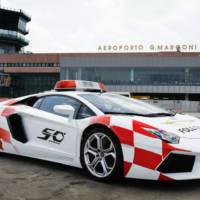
left=0, top=80, right=200, bottom=181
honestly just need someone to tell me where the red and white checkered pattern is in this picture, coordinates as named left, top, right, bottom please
left=91, top=115, right=190, bottom=181
left=0, top=105, right=18, bottom=153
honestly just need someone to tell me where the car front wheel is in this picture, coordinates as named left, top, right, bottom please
left=81, top=127, right=123, bottom=181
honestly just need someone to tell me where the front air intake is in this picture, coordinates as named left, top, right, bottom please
left=157, top=153, right=195, bottom=173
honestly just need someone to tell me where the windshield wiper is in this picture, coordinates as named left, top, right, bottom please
left=104, top=112, right=147, bottom=116
left=145, top=112, right=176, bottom=117
left=104, top=112, right=175, bottom=117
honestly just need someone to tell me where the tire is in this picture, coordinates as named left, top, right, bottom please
left=80, top=127, right=123, bottom=181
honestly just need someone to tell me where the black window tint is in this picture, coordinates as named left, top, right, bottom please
left=77, top=105, right=95, bottom=119
left=33, top=98, right=44, bottom=108
left=39, top=96, right=81, bottom=118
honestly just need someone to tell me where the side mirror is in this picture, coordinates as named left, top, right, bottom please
left=53, top=105, right=75, bottom=120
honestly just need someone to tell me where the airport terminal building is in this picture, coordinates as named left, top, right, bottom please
left=60, top=52, right=200, bottom=101
left=1, top=52, right=200, bottom=103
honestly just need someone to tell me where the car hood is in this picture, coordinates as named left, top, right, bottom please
left=123, top=114, right=200, bottom=139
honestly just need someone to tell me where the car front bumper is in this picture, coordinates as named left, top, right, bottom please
left=122, top=137, right=200, bottom=181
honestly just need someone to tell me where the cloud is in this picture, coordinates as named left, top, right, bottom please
left=2, top=0, right=200, bottom=52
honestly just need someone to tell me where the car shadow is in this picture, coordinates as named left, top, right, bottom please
left=1, top=153, right=200, bottom=191
left=115, top=178, right=200, bottom=191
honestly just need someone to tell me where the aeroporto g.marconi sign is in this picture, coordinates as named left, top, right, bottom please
left=98, top=44, right=198, bottom=52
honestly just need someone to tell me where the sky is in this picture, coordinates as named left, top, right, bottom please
left=1, top=0, right=200, bottom=53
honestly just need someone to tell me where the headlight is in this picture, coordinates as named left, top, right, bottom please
left=143, top=128, right=180, bottom=144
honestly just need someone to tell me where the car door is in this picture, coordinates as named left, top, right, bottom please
left=18, top=95, right=82, bottom=165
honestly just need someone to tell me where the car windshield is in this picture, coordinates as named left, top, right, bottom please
left=79, top=93, right=174, bottom=116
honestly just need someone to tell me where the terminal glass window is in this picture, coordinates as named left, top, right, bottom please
left=189, top=68, right=200, bottom=85
left=81, top=67, right=132, bottom=84
left=68, top=68, right=79, bottom=80
left=134, top=67, right=185, bottom=85
left=67, top=67, right=186, bottom=85
left=18, top=17, right=27, bottom=32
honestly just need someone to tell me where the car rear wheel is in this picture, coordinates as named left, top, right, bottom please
left=81, top=127, right=123, bottom=181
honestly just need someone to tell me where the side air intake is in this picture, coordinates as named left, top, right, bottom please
left=7, top=114, right=28, bottom=143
